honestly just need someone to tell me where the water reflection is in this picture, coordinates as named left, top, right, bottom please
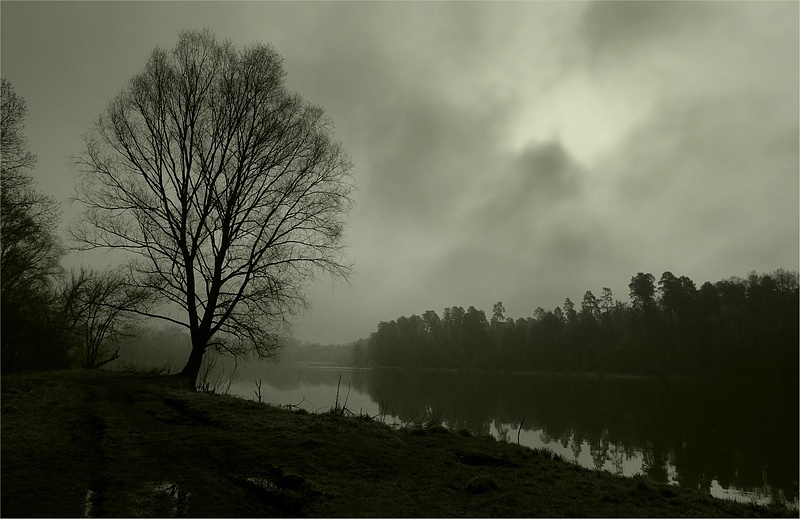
left=228, top=364, right=798, bottom=506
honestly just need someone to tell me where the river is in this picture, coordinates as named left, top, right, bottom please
left=222, top=362, right=798, bottom=507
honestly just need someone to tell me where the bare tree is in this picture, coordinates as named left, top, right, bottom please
left=73, top=29, right=354, bottom=387
left=59, top=268, right=155, bottom=369
left=1, top=79, right=63, bottom=294
left=1, top=79, right=66, bottom=373
left=1, top=79, right=36, bottom=177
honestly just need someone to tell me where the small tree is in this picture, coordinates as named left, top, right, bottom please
left=60, top=268, right=154, bottom=369
left=491, top=301, right=506, bottom=326
left=73, top=30, right=354, bottom=387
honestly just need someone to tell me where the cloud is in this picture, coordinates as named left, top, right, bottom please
left=565, top=0, right=800, bottom=284
left=507, top=142, right=582, bottom=204
left=2, top=1, right=796, bottom=342
left=396, top=1, right=800, bottom=322
left=460, top=140, right=588, bottom=258
left=302, top=0, right=798, bottom=334
left=580, top=1, right=712, bottom=57
left=404, top=138, right=626, bottom=316
left=358, top=94, right=500, bottom=227
left=599, top=92, right=799, bottom=278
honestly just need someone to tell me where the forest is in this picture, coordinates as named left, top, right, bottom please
left=357, top=270, right=799, bottom=379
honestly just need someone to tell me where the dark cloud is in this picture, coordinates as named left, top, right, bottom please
left=408, top=139, right=626, bottom=316
left=580, top=1, right=711, bottom=55
left=511, top=142, right=581, bottom=201
left=462, top=140, right=585, bottom=242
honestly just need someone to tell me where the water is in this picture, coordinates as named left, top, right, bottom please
left=226, top=363, right=798, bottom=507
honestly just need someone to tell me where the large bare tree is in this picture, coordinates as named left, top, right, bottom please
left=73, top=30, right=355, bottom=387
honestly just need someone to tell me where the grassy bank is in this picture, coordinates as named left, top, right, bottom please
left=1, top=369, right=793, bottom=517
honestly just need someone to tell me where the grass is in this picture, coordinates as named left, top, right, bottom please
left=1, top=368, right=795, bottom=517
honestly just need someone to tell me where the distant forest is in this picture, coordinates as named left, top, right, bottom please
left=355, top=270, right=799, bottom=379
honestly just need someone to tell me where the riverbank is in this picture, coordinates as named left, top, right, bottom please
left=1, top=369, right=793, bottom=517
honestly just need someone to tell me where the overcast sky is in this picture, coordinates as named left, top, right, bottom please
left=2, top=1, right=798, bottom=344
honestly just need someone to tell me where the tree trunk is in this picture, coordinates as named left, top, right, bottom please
left=179, top=342, right=207, bottom=390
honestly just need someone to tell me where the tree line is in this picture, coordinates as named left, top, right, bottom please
left=358, top=270, right=799, bottom=379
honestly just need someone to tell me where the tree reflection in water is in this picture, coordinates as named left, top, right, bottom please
left=229, top=364, right=798, bottom=506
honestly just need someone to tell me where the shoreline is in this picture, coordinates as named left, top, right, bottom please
left=2, top=369, right=795, bottom=517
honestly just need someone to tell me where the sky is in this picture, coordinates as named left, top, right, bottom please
left=2, top=1, right=798, bottom=344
